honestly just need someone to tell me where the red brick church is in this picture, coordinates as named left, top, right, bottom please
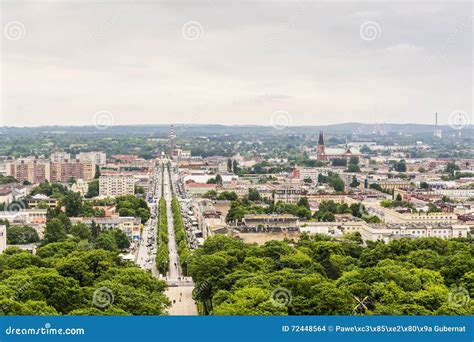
left=316, top=132, right=356, bottom=161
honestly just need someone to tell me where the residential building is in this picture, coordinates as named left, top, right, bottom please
left=302, top=218, right=469, bottom=242
left=274, top=184, right=301, bottom=204
left=241, top=214, right=299, bottom=230
left=99, top=173, right=135, bottom=196
left=6, top=158, right=94, bottom=184
left=184, top=181, right=220, bottom=197
left=0, top=188, right=13, bottom=205
left=28, top=194, right=60, bottom=209
left=77, top=151, right=107, bottom=166
left=50, top=152, right=71, bottom=162
left=51, top=160, right=95, bottom=182
left=6, top=159, right=50, bottom=184
left=70, top=178, right=89, bottom=196
left=292, top=167, right=332, bottom=181
left=70, top=216, right=141, bottom=240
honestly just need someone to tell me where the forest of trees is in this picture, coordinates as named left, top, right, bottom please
left=0, top=238, right=169, bottom=315
left=189, top=234, right=473, bottom=315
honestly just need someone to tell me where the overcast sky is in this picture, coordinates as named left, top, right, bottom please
left=0, top=0, right=472, bottom=127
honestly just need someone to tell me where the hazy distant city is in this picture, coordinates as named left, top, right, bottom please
left=0, top=121, right=472, bottom=315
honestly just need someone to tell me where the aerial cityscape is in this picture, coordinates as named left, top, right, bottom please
left=0, top=121, right=472, bottom=315
left=0, top=2, right=473, bottom=336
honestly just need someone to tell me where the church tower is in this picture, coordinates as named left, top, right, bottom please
left=317, top=131, right=325, bottom=160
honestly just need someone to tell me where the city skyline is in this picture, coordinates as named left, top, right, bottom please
left=1, top=1, right=472, bottom=127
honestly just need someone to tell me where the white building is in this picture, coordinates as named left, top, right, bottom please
left=183, top=173, right=238, bottom=184
left=70, top=179, right=89, bottom=196
left=433, top=188, right=474, bottom=200
left=295, top=167, right=332, bottom=181
left=0, top=225, right=7, bottom=253
left=302, top=219, right=469, bottom=243
left=99, top=173, right=135, bottom=196
left=50, top=152, right=71, bottom=162
left=77, top=151, right=107, bottom=166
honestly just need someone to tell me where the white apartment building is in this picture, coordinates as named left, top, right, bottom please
left=381, top=209, right=458, bottom=224
left=99, top=173, right=135, bottom=196
left=274, top=184, right=301, bottom=204
left=302, top=219, right=469, bottom=243
left=433, top=188, right=474, bottom=200
left=50, top=152, right=71, bottom=162
left=77, top=151, right=107, bottom=166
left=295, top=167, right=332, bottom=181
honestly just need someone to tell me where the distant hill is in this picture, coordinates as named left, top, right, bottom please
left=1, top=123, right=472, bottom=137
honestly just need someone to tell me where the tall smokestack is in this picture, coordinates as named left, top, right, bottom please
left=170, top=124, right=174, bottom=156
left=435, top=112, right=438, bottom=127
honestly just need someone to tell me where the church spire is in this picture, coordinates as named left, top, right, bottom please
left=318, top=131, right=324, bottom=145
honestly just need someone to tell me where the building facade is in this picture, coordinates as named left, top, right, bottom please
left=77, top=151, right=107, bottom=166
left=7, top=159, right=94, bottom=184
left=99, top=173, right=135, bottom=196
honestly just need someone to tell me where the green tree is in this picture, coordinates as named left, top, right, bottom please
left=6, top=226, right=39, bottom=245
left=248, top=188, right=262, bottom=202
left=61, top=191, right=83, bottom=217
left=43, top=218, right=67, bottom=243
left=86, top=179, right=99, bottom=198
left=350, top=176, right=360, bottom=188
left=394, top=160, right=407, bottom=172
left=70, top=222, right=92, bottom=240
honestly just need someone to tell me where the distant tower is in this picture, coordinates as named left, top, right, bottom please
left=317, top=131, right=326, bottom=160
left=434, top=112, right=443, bottom=138
left=169, top=125, right=175, bottom=156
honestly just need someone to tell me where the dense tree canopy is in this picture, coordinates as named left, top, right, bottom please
left=189, top=235, right=473, bottom=316
left=0, top=239, right=169, bottom=315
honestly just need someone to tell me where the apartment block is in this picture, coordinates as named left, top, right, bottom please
left=77, top=151, right=107, bottom=166
left=50, top=152, right=71, bottom=162
left=6, top=159, right=50, bottom=184
left=50, top=160, right=95, bottom=182
left=99, top=173, right=135, bottom=196
left=6, top=159, right=94, bottom=184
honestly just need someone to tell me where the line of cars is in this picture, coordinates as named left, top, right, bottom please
left=140, top=166, right=162, bottom=268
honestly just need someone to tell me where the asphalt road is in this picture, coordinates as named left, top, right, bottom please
left=163, top=166, right=180, bottom=281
